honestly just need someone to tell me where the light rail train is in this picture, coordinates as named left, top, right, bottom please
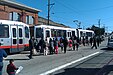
left=0, top=20, right=30, bottom=54
left=0, top=20, right=94, bottom=54
left=34, top=25, right=94, bottom=42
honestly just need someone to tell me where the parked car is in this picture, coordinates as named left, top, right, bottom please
left=107, top=39, right=113, bottom=49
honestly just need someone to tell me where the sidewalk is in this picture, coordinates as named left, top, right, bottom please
left=5, top=43, right=101, bottom=60
left=3, top=40, right=107, bottom=75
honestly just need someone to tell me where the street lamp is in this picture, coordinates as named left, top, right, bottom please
left=73, top=20, right=81, bottom=29
left=73, top=20, right=81, bottom=39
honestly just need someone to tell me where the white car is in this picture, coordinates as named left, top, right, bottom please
left=107, top=39, right=113, bottom=48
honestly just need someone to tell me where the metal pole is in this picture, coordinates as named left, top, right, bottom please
left=98, top=19, right=101, bottom=36
left=98, top=19, right=101, bottom=29
left=48, top=0, right=50, bottom=25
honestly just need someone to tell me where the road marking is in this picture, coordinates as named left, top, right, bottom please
left=40, top=51, right=101, bottom=75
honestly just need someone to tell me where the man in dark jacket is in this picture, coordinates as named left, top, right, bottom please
left=39, top=38, right=46, bottom=54
left=28, top=37, right=34, bottom=59
left=0, top=43, right=7, bottom=75
left=91, top=36, right=97, bottom=49
left=63, top=37, right=68, bottom=53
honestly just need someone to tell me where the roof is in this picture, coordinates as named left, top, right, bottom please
left=0, top=20, right=29, bottom=27
left=0, top=0, right=41, bottom=13
left=38, top=16, right=70, bottom=28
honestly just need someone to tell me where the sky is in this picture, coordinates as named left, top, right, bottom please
left=15, top=0, right=113, bottom=33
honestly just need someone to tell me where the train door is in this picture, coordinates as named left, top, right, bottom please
left=10, top=25, right=24, bottom=53
left=45, top=29, right=51, bottom=43
left=18, top=26, right=24, bottom=51
left=67, top=31, right=72, bottom=40
left=11, top=25, right=18, bottom=53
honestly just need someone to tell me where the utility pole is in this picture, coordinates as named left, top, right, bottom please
left=47, top=0, right=54, bottom=25
left=98, top=19, right=101, bottom=39
left=48, top=0, right=50, bottom=25
left=98, top=19, right=101, bottom=29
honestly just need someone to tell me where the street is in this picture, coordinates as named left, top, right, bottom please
left=53, top=50, right=113, bottom=75
left=2, top=38, right=111, bottom=75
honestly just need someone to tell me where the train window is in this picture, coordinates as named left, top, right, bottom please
left=80, top=31, right=83, bottom=37
left=58, top=30, right=61, bottom=37
left=54, top=30, right=57, bottom=37
left=61, top=30, right=63, bottom=37
left=46, top=30, right=50, bottom=37
left=13, top=39, right=16, bottom=44
left=68, top=32, right=70, bottom=37
left=0, top=24, right=9, bottom=38
left=63, top=30, right=66, bottom=37
left=25, top=26, right=29, bottom=38
left=70, top=32, right=71, bottom=37
left=51, top=29, right=57, bottom=37
left=51, top=29, right=55, bottom=37
left=51, top=29, right=66, bottom=37
left=36, top=28, right=43, bottom=38
left=12, top=28, right=16, bottom=37
left=72, top=31, right=75, bottom=36
left=19, top=39, right=23, bottom=44
left=19, top=28, right=22, bottom=37
left=83, top=33, right=85, bottom=37
left=86, top=32, right=92, bottom=37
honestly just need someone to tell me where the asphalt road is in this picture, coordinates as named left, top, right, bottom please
left=52, top=50, right=113, bottom=75
left=2, top=38, right=109, bottom=75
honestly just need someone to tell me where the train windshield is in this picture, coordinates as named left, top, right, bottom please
left=0, top=24, right=9, bottom=38
left=36, top=28, right=43, bottom=38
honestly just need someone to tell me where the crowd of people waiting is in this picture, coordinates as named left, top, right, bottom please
left=28, top=35, right=103, bottom=59
left=0, top=35, right=104, bottom=74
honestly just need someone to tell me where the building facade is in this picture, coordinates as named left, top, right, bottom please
left=0, top=0, right=40, bottom=36
left=38, top=16, right=70, bottom=28
left=0, top=0, right=69, bottom=36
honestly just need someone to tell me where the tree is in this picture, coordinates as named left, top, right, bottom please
left=86, top=25, right=105, bottom=36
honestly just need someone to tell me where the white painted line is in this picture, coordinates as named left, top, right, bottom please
left=40, top=51, right=100, bottom=75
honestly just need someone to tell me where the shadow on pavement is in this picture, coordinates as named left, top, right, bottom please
left=101, top=47, right=113, bottom=51
left=96, top=65, right=113, bottom=75
left=54, top=65, right=113, bottom=75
